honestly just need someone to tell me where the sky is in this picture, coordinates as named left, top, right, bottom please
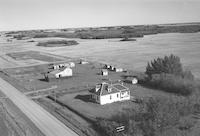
left=0, top=0, right=200, bottom=31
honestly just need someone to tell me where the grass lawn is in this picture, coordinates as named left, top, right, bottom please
left=7, top=51, right=62, bottom=62
left=0, top=117, right=9, bottom=136
left=58, top=91, right=138, bottom=120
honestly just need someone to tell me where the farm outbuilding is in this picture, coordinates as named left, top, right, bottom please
left=101, top=69, right=108, bottom=76
left=62, top=63, right=70, bottom=67
left=105, top=64, right=111, bottom=69
left=52, top=62, right=75, bottom=69
left=114, top=67, right=123, bottom=72
left=49, top=67, right=72, bottom=78
left=69, top=62, right=75, bottom=67
left=53, top=65, right=59, bottom=70
left=80, top=60, right=89, bottom=64
left=110, top=66, right=115, bottom=71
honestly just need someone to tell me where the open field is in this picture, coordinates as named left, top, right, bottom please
left=0, top=50, right=67, bottom=69
left=1, top=31, right=200, bottom=78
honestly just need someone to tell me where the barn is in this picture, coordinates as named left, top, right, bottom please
left=114, top=67, right=123, bottom=72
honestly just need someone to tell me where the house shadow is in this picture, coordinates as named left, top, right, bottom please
left=88, top=88, right=95, bottom=93
left=75, top=94, right=93, bottom=103
left=96, top=72, right=102, bottom=75
left=123, top=79, right=132, bottom=84
left=120, top=75, right=130, bottom=79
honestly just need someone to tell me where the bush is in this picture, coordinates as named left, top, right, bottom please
left=182, top=70, right=194, bottom=80
left=33, top=34, right=48, bottom=38
left=178, top=117, right=196, bottom=130
left=36, top=40, right=78, bottom=47
left=145, top=74, right=196, bottom=96
left=95, top=97, right=198, bottom=136
left=95, top=119, right=123, bottom=136
left=13, top=34, right=26, bottom=40
left=144, top=54, right=195, bottom=96
left=145, top=54, right=194, bottom=80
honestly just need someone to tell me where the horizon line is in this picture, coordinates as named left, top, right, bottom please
left=1, top=21, right=200, bottom=32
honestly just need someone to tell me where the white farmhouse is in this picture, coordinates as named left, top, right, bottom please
left=91, top=82, right=130, bottom=105
left=49, top=67, right=72, bottom=78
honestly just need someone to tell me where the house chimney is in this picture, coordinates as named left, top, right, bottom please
left=96, top=84, right=101, bottom=92
left=107, top=85, right=112, bottom=92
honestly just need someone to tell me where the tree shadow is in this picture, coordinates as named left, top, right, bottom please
left=38, top=78, right=49, bottom=82
left=120, top=75, right=132, bottom=79
left=123, top=79, right=132, bottom=84
left=75, top=94, right=93, bottom=103
left=96, top=72, right=101, bottom=75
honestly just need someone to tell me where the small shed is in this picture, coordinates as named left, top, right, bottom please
left=80, top=60, right=89, bottom=64
left=110, top=66, right=115, bottom=71
left=63, top=63, right=70, bottom=67
left=69, top=62, right=75, bottom=67
left=53, top=65, right=59, bottom=70
left=114, top=67, right=123, bottom=72
left=59, top=64, right=64, bottom=68
left=101, top=69, right=108, bottom=76
left=105, top=64, right=111, bottom=69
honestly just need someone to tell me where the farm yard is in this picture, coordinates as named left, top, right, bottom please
left=2, top=60, right=131, bottom=93
left=1, top=59, right=171, bottom=98
left=1, top=29, right=200, bottom=136
left=0, top=58, right=179, bottom=136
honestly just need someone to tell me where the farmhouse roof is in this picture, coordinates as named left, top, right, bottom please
left=92, top=82, right=129, bottom=96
